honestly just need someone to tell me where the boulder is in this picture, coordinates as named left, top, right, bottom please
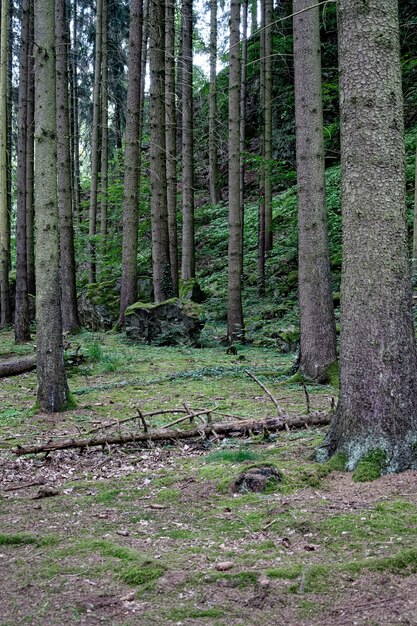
left=179, top=278, right=208, bottom=303
left=125, top=298, right=205, bottom=346
left=232, top=465, right=282, bottom=493
left=77, top=291, right=114, bottom=331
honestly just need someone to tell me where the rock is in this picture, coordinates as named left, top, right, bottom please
left=232, top=465, right=282, bottom=493
left=32, top=486, right=60, bottom=500
left=179, top=279, right=208, bottom=303
left=77, top=291, right=114, bottom=331
left=215, top=561, right=234, bottom=571
left=125, top=298, right=205, bottom=346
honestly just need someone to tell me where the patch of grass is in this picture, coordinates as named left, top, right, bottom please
left=155, top=488, right=181, bottom=503
left=324, top=452, right=347, bottom=472
left=120, top=560, right=166, bottom=586
left=0, top=533, right=37, bottom=546
left=352, top=449, right=386, bottom=482
left=267, top=565, right=302, bottom=580
left=94, top=488, right=121, bottom=504
left=205, top=448, right=261, bottom=464
left=167, top=607, right=226, bottom=620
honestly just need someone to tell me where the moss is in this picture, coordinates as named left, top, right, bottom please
left=352, top=449, right=386, bottom=482
left=267, top=565, right=302, bottom=580
left=0, top=533, right=38, bottom=546
left=125, top=298, right=179, bottom=316
left=120, top=561, right=166, bottom=586
left=322, top=361, right=339, bottom=388
left=168, top=607, right=225, bottom=620
left=324, top=452, right=347, bottom=472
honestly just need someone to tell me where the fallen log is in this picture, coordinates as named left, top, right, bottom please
left=0, top=355, right=36, bottom=378
left=12, top=413, right=331, bottom=456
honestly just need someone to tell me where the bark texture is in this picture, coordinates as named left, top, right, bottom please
left=34, top=0, right=69, bottom=411
left=56, top=0, right=79, bottom=333
left=119, top=0, right=143, bottom=323
left=149, top=0, right=172, bottom=302
left=293, top=0, right=337, bottom=381
left=0, top=0, right=10, bottom=326
left=208, top=0, right=220, bottom=204
left=227, top=0, right=244, bottom=343
left=319, top=0, right=417, bottom=473
left=26, top=8, right=35, bottom=298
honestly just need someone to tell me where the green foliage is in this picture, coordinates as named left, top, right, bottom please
left=120, top=561, right=166, bottom=586
left=0, top=533, right=38, bottom=546
left=352, top=450, right=386, bottom=482
left=204, top=448, right=261, bottom=464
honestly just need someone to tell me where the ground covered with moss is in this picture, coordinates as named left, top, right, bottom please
left=1, top=329, right=417, bottom=625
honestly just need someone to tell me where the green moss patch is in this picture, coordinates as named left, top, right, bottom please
left=353, top=449, right=386, bottom=482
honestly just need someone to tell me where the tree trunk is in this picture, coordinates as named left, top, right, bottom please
left=14, top=0, right=31, bottom=342
left=240, top=0, right=248, bottom=275
left=88, top=0, right=103, bottom=284
left=257, top=0, right=266, bottom=296
left=319, top=0, right=417, bottom=473
left=71, top=0, right=81, bottom=223
left=0, top=0, right=10, bottom=327
left=412, top=138, right=417, bottom=284
left=251, top=0, right=257, bottom=34
left=34, top=0, right=70, bottom=412
left=264, top=0, right=273, bottom=252
left=227, top=0, right=244, bottom=343
left=165, top=0, right=178, bottom=294
left=26, top=6, right=35, bottom=298
left=180, top=0, right=195, bottom=281
left=208, top=0, right=220, bottom=205
left=56, top=0, right=80, bottom=333
left=118, top=0, right=143, bottom=324
left=149, top=0, right=172, bottom=302
left=293, top=0, right=337, bottom=382
left=100, top=0, right=108, bottom=241
left=0, top=354, right=36, bottom=377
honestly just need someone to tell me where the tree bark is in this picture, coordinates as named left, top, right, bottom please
left=412, top=137, right=417, bottom=284
left=149, top=0, right=173, bottom=302
left=257, top=0, right=266, bottom=296
left=208, top=0, right=220, bottom=205
left=165, top=0, right=178, bottom=294
left=88, top=0, right=103, bottom=284
left=0, top=354, right=36, bottom=377
left=264, top=0, right=273, bottom=252
left=14, top=0, right=31, bottom=342
left=26, top=7, right=35, bottom=298
left=240, top=0, right=248, bottom=270
left=227, top=0, right=244, bottom=343
left=119, top=0, right=143, bottom=323
left=0, top=0, right=10, bottom=327
left=100, top=0, right=108, bottom=241
left=319, top=0, right=417, bottom=473
left=71, top=0, right=81, bottom=223
left=180, top=0, right=195, bottom=281
left=293, top=0, right=337, bottom=382
left=34, top=0, right=70, bottom=412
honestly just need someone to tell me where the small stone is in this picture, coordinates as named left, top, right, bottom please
left=32, top=486, right=60, bottom=500
left=116, top=529, right=130, bottom=537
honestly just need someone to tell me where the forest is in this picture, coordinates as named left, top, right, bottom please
left=1, top=0, right=417, bottom=623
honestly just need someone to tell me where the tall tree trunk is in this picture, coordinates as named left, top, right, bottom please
left=227, top=0, right=244, bottom=343
left=26, top=6, right=35, bottom=298
left=88, top=0, right=103, bottom=284
left=251, top=0, right=257, bottom=34
left=263, top=0, right=273, bottom=252
left=293, top=0, right=336, bottom=382
left=240, top=0, right=248, bottom=274
left=412, top=139, right=417, bottom=284
left=14, top=0, right=31, bottom=342
left=71, top=0, right=81, bottom=223
left=180, top=0, right=195, bottom=281
left=208, top=0, right=220, bottom=205
left=165, top=0, right=178, bottom=294
left=6, top=0, right=12, bottom=272
left=34, top=0, right=70, bottom=411
left=100, top=0, right=108, bottom=241
left=118, top=0, right=143, bottom=324
left=149, top=0, right=172, bottom=302
left=56, top=0, right=80, bottom=333
left=0, top=0, right=10, bottom=326
left=319, top=0, right=417, bottom=473
left=257, top=0, right=266, bottom=296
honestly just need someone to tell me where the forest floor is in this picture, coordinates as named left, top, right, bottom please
left=1, top=328, right=417, bottom=626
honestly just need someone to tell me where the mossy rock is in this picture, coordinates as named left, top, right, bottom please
left=125, top=298, right=205, bottom=346
left=278, top=325, right=300, bottom=353
left=179, top=279, right=208, bottom=303
left=231, top=464, right=282, bottom=493
left=78, top=283, right=117, bottom=331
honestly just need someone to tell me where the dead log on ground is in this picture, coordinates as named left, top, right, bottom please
left=0, top=355, right=36, bottom=378
left=12, top=413, right=330, bottom=456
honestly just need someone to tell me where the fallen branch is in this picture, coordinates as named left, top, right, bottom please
left=0, top=355, right=36, bottom=378
left=245, top=370, right=287, bottom=417
left=12, top=413, right=330, bottom=456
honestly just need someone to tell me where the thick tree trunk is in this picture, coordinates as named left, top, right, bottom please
left=118, top=0, right=143, bottom=324
left=180, top=0, right=195, bottom=281
left=227, top=0, right=244, bottom=343
left=257, top=0, right=266, bottom=296
left=34, top=0, right=70, bottom=411
left=0, top=354, right=36, bottom=377
left=100, top=0, right=108, bottom=241
left=0, top=0, right=10, bottom=327
left=293, top=0, right=337, bottom=382
left=319, top=0, right=417, bottom=473
left=165, top=0, right=178, bottom=294
left=240, top=0, right=248, bottom=268
left=149, top=0, right=172, bottom=302
left=56, top=0, right=80, bottom=333
left=88, top=0, right=103, bottom=284
left=264, top=0, right=273, bottom=252
left=26, top=7, right=35, bottom=298
left=71, top=0, right=81, bottom=223
left=14, top=0, right=31, bottom=343
left=208, top=0, right=220, bottom=205
left=412, top=139, right=417, bottom=283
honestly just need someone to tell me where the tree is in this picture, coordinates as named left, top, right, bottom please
left=293, top=0, right=337, bottom=381
left=14, top=0, right=31, bottom=342
left=149, top=0, right=173, bottom=301
left=0, top=0, right=11, bottom=327
left=180, top=0, right=195, bottom=281
left=34, top=0, right=70, bottom=411
left=227, top=0, right=244, bottom=343
left=119, top=0, right=143, bottom=323
left=26, top=7, right=35, bottom=298
left=100, top=0, right=108, bottom=241
left=263, top=0, right=272, bottom=253
left=240, top=0, right=248, bottom=258
left=319, top=0, right=417, bottom=472
left=208, top=0, right=220, bottom=204
left=56, top=0, right=80, bottom=333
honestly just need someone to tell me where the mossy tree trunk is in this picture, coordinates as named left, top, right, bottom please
left=56, top=0, right=79, bottom=334
left=34, top=0, right=70, bottom=411
left=119, top=0, right=143, bottom=324
left=319, top=0, right=417, bottom=473
left=227, top=0, right=244, bottom=343
left=293, top=0, right=337, bottom=382
left=0, top=0, right=11, bottom=327
left=14, top=0, right=31, bottom=342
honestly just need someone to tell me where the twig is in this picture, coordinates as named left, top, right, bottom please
left=162, top=407, right=217, bottom=429
left=245, top=370, right=287, bottom=417
left=301, top=380, right=311, bottom=414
